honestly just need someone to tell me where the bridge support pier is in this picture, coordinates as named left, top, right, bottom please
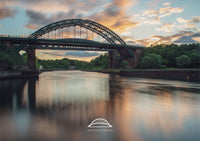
left=27, top=47, right=36, bottom=70
left=120, top=49, right=142, bottom=69
left=109, top=51, right=119, bottom=69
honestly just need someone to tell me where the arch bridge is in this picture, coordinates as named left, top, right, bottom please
left=0, top=19, right=144, bottom=70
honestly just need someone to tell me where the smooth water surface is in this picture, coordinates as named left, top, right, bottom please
left=0, top=71, right=199, bottom=141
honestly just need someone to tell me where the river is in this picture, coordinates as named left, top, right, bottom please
left=0, top=70, right=199, bottom=141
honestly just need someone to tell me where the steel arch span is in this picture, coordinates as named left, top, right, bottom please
left=29, top=19, right=126, bottom=45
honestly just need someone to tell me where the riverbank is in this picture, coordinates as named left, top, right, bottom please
left=85, top=69, right=200, bottom=82
left=0, top=70, right=39, bottom=79
left=1, top=69, right=199, bottom=82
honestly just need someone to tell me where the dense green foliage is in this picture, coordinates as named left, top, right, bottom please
left=140, top=56, right=151, bottom=68
left=1, top=43, right=199, bottom=71
left=140, top=53, right=162, bottom=68
left=176, top=55, right=191, bottom=68
left=0, top=43, right=109, bottom=70
left=30, top=44, right=200, bottom=70
left=37, top=54, right=109, bottom=70
left=190, top=52, right=200, bottom=67
left=121, top=61, right=128, bottom=69
left=79, top=54, right=109, bottom=70
left=0, top=44, right=26, bottom=70
left=37, top=58, right=92, bottom=70
left=140, top=43, right=200, bottom=68
left=38, top=58, right=70, bottom=70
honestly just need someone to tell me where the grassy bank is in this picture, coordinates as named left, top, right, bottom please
left=84, top=67, right=199, bottom=71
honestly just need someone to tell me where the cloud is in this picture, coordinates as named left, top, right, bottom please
left=25, top=24, right=39, bottom=30
left=6, top=0, right=105, bottom=14
left=2, top=0, right=139, bottom=36
left=158, top=6, right=184, bottom=18
left=146, top=0, right=163, bottom=7
left=159, top=6, right=183, bottom=15
left=190, top=33, right=200, bottom=38
left=176, top=17, right=187, bottom=23
left=143, top=9, right=158, bottom=17
left=177, top=17, right=200, bottom=24
left=179, top=24, right=196, bottom=29
left=24, top=0, right=139, bottom=34
left=143, top=6, right=184, bottom=21
left=88, top=0, right=139, bottom=33
left=41, top=51, right=66, bottom=57
left=41, top=50, right=100, bottom=57
left=190, top=17, right=200, bottom=23
left=156, top=23, right=175, bottom=33
left=65, top=51, right=100, bottom=57
left=0, top=2, right=16, bottom=20
left=25, top=10, right=49, bottom=26
left=134, top=31, right=199, bottom=46
left=2, top=0, right=197, bottom=49
left=25, top=9, right=82, bottom=29
left=6, top=0, right=70, bottom=14
left=174, top=36, right=199, bottom=44
left=141, top=4, right=184, bottom=28
left=113, top=0, right=138, bottom=8
left=176, top=17, right=200, bottom=31
left=163, top=2, right=170, bottom=6
left=122, top=36, right=137, bottom=45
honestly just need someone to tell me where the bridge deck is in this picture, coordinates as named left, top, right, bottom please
left=0, top=37, right=145, bottom=51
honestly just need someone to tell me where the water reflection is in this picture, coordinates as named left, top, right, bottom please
left=0, top=71, right=199, bottom=141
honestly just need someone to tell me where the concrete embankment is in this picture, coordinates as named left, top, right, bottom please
left=119, top=70, right=200, bottom=82
left=88, top=69, right=200, bottom=82
left=0, top=70, right=39, bottom=79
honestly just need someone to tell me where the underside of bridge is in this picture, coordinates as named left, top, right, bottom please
left=26, top=47, right=143, bottom=70
left=119, top=49, right=143, bottom=69
left=109, top=51, right=119, bottom=69
left=27, top=47, right=36, bottom=70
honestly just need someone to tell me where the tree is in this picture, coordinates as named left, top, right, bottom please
left=0, top=44, right=26, bottom=70
left=140, top=53, right=162, bottom=69
left=176, top=55, right=191, bottom=68
left=165, top=50, right=177, bottom=67
left=140, top=56, right=151, bottom=68
left=190, top=52, right=200, bottom=68
left=121, top=61, right=128, bottom=69
left=149, top=53, right=162, bottom=68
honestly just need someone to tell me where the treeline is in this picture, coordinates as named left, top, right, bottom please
left=0, top=44, right=27, bottom=70
left=1, top=43, right=199, bottom=70
left=38, top=53, right=109, bottom=70
left=84, top=44, right=200, bottom=69
left=139, top=43, right=200, bottom=69
left=81, top=54, right=109, bottom=70
left=0, top=42, right=110, bottom=70
left=38, top=58, right=87, bottom=70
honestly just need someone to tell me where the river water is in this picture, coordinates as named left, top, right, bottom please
left=0, top=71, right=199, bottom=141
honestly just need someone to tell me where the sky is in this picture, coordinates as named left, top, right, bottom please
left=0, top=0, right=200, bottom=61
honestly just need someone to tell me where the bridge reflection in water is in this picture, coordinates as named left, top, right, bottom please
left=0, top=71, right=199, bottom=141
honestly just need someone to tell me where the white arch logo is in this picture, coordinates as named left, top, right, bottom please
left=88, top=118, right=112, bottom=129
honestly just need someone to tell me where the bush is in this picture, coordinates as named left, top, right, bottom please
left=121, top=61, right=128, bottom=69
left=140, top=56, right=151, bottom=68
left=190, top=52, right=200, bottom=68
left=176, top=55, right=191, bottom=68
left=140, top=53, right=162, bottom=69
